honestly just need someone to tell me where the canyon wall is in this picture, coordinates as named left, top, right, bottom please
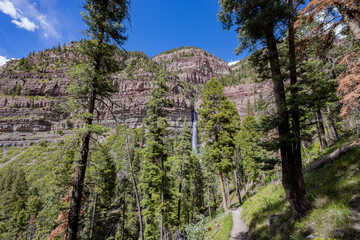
left=0, top=45, right=271, bottom=146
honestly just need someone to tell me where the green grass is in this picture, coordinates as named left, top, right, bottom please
left=204, top=212, right=233, bottom=240
left=241, top=143, right=360, bottom=240
left=303, top=133, right=356, bottom=168
left=0, top=147, right=27, bottom=164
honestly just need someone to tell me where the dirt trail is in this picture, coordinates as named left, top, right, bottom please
left=230, top=207, right=251, bottom=240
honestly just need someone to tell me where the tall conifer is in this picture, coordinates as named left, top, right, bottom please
left=198, top=78, right=240, bottom=212
left=66, top=1, right=130, bottom=239
left=140, top=73, right=172, bottom=240
left=218, top=0, right=310, bottom=218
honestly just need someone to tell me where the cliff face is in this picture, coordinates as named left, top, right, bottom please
left=0, top=47, right=194, bottom=146
left=0, top=45, right=271, bottom=146
left=152, top=48, right=231, bottom=84
left=224, top=80, right=273, bottom=117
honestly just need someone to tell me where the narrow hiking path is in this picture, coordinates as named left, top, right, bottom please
left=230, top=207, right=251, bottom=240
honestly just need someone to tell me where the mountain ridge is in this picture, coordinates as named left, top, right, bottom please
left=0, top=43, right=270, bottom=146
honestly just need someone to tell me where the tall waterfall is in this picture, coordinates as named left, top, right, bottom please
left=192, top=110, right=198, bottom=154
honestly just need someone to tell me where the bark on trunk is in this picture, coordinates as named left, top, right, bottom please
left=233, top=168, right=242, bottom=205
left=266, top=17, right=309, bottom=219
left=89, top=194, right=97, bottom=238
left=160, top=159, right=165, bottom=240
left=327, top=106, right=339, bottom=141
left=122, top=191, right=126, bottom=240
left=177, top=167, right=183, bottom=223
left=191, top=184, right=195, bottom=222
left=334, top=2, right=360, bottom=41
left=66, top=89, right=96, bottom=240
left=288, top=0, right=305, bottom=197
left=218, top=171, right=228, bottom=212
left=234, top=149, right=242, bottom=204
left=315, top=109, right=328, bottom=150
left=225, top=177, right=230, bottom=207
left=123, top=122, right=144, bottom=240
left=207, top=187, right=212, bottom=217
left=304, top=139, right=360, bottom=173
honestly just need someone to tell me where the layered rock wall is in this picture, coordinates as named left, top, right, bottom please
left=0, top=46, right=273, bottom=146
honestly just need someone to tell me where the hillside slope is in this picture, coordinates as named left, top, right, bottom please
left=241, top=138, right=360, bottom=240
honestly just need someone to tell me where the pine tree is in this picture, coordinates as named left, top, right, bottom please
left=174, top=119, right=192, bottom=224
left=0, top=168, right=29, bottom=238
left=299, top=60, right=339, bottom=150
left=301, top=0, right=360, bottom=41
left=84, top=148, right=117, bottom=239
left=66, top=0, right=130, bottom=239
left=173, top=119, right=204, bottom=224
left=140, top=73, right=173, bottom=240
left=218, top=0, right=310, bottom=218
left=198, top=78, right=240, bottom=212
left=237, top=115, right=261, bottom=183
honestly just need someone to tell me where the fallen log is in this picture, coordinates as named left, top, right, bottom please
left=304, top=139, right=360, bottom=173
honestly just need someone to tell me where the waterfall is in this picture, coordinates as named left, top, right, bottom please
left=192, top=110, right=198, bottom=154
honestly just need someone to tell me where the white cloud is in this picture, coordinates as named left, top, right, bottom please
left=0, top=0, right=59, bottom=38
left=0, top=56, right=10, bottom=66
left=12, top=17, right=38, bottom=31
left=228, top=60, right=240, bottom=66
left=37, top=14, right=59, bottom=38
left=0, top=0, right=18, bottom=18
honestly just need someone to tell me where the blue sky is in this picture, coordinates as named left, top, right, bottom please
left=0, top=0, right=248, bottom=66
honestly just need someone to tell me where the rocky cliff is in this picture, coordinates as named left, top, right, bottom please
left=0, top=44, right=271, bottom=146
left=152, top=47, right=231, bottom=85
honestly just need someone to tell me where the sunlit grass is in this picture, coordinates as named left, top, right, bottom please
left=204, top=212, right=233, bottom=240
left=241, top=142, right=360, bottom=240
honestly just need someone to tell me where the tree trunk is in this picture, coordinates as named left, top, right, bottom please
left=288, top=0, right=305, bottom=197
left=334, top=2, right=360, bottom=41
left=234, top=150, right=242, bottom=205
left=266, top=21, right=309, bottom=219
left=191, top=184, right=196, bottom=222
left=233, top=168, right=242, bottom=205
left=213, top=179, right=218, bottom=209
left=89, top=194, right=97, bottom=239
left=66, top=89, right=96, bottom=240
left=123, top=122, right=144, bottom=240
left=207, top=186, right=212, bottom=217
left=122, top=191, right=126, bottom=240
left=327, top=106, right=339, bottom=141
left=218, top=171, right=228, bottom=212
left=225, top=177, right=230, bottom=207
left=315, top=109, right=328, bottom=150
left=177, top=166, right=183, bottom=223
left=304, top=139, right=360, bottom=173
left=160, top=159, right=165, bottom=240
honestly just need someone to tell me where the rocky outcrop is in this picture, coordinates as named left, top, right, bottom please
left=152, top=48, right=231, bottom=84
left=0, top=47, right=194, bottom=145
left=224, top=80, right=273, bottom=118
left=0, top=45, right=273, bottom=146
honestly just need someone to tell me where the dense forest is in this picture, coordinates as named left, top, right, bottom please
left=0, top=0, right=360, bottom=239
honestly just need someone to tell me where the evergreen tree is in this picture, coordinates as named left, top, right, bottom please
left=173, top=119, right=204, bottom=224
left=66, top=0, right=130, bottom=239
left=236, top=115, right=277, bottom=190
left=83, top=148, right=117, bottom=239
left=299, top=60, right=339, bottom=150
left=237, top=115, right=261, bottom=183
left=140, top=73, right=173, bottom=240
left=198, top=78, right=240, bottom=212
left=174, top=119, right=193, bottom=224
left=218, top=0, right=310, bottom=218
left=0, top=168, right=29, bottom=239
